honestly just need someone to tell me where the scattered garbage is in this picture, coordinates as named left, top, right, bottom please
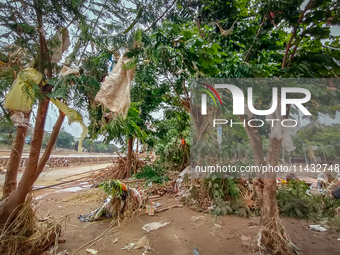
left=86, top=248, right=99, bottom=254
left=78, top=180, right=145, bottom=222
left=122, top=236, right=151, bottom=252
left=153, top=202, right=162, bottom=208
left=142, top=222, right=170, bottom=232
left=56, top=251, right=68, bottom=255
left=309, top=225, right=327, bottom=232
left=145, top=202, right=155, bottom=216
left=193, top=248, right=200, bottom=255
left=332, top=186, right=340, bottom=199
left=0, top=165, right=5, bottom=174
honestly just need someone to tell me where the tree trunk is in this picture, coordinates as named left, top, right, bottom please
left=0, top=98, right=49, bottom=224
left=2, top=113, right=30, bottom=200
left=282, top=145, right=286, bottom=165
left=262, top=137, right=282, bottom=225
left=239, top=116, right=265, bottom=211
left=33, top=111, right=65, bottom=181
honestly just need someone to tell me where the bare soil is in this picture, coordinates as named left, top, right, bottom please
left=33, top=190, right=340, bottom=255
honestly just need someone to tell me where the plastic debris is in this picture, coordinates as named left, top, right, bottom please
left=153, top=202, right=162, bottom=208
left=4, top=68, right=44, bottom=112
left=86, top=248, right=99, bottom=254
left=146, top=202, right=155, bottom=216
left=51, top=98, right=88, bottom=153
left=142, top=222, right=170, bottom=232
left=56, top=251, right=68, bottom=255
left=50, top=27, right=70, bottom=63
left=122, top=236, right=151, bottom=251
left=95, top=54, right=135, bottom=118
left=309, top=225, right=327, bottom=232
left=59, top=65, right=79, bottom=76
left=10, top=111, right=29, bottom=127
left=193, top=248, right=200, bottom=255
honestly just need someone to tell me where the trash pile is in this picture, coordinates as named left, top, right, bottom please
left=78, top=180, right=143, bottom=222
left=174, top=168, right=256, bottom=217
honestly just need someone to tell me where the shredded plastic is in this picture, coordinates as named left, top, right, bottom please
left=50, top=99, right=88, bottom=153
left=4, top=68, right=44, bottom=112
left=122, top=236, right=151, bottom=251
left=50, top=27, right=70, bottom=64
left=95, top=55, right=135, bottom=118
left=142, top=222, right=170, bottom=232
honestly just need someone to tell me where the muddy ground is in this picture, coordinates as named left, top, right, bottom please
left=1, top=161, right=339, bottom=255
left=32, top=188, right=340, bottom=255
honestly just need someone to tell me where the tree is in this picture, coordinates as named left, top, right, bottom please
left=193, top=0, right=340, bottom=252
left=96, top=143, right=108, bottom=153
left=56, top=131, right=75, bottom=149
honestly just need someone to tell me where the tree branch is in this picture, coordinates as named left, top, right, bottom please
left=282, top=0, right=313, bottom=68
left=145, top=0, right=177, bottom=32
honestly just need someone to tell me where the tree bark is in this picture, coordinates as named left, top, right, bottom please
left=0, top=98, right=49, bottom=224
left=262, top=137, right=282, bottom=225
left=238, top=116, right=265, bottom=211
left=2, top=112, right=30, bottom=200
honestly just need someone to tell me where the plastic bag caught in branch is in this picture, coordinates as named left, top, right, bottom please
left=10, top=111, right=29, bottom=127
left=59, top=65, right=79, bottom=76
left=50, top=99, right=88, bottom=153
left=4, top=68, right=45, bottom=113
left=95, top=55, right=135, bottom=118
left=50, top=27, right=70, bottom=64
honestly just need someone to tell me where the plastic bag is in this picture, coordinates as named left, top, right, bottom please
left=122, top=236, right=150, bottom=251
left=142, top=222, right=170, bottom=232
left=51, top=99, right=88, bottom=153
left=95, top=55, right=135, bottom=118
left=50, top=27, right=70, bottom=64
left=4, top=68, right=44, bottom=112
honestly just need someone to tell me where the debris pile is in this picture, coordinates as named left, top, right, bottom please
left=0, top=195, right=66, bottom=255
left=96, top=155, right=144, bottom=181
left=78, top=180, right=144, bottom=222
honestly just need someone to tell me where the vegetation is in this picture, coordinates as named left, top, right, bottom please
left=0, top=0, right=340, bottom=253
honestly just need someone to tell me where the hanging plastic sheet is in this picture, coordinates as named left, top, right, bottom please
left=95, top=55, right=135, bottom=118
left=4, top=68, right=44, bottom=113
left=59, top=65, right=79, bottom=76
left=50, top=27, right=71, bottom=64
left=50, top=99, right=88, bottom=153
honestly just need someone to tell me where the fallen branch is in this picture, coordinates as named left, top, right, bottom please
left=32, top=176, right=90, bottom=191
left=156, top=205, right=183, bottom=212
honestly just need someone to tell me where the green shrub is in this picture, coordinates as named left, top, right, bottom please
left=135, top=165, right=164, bottom=184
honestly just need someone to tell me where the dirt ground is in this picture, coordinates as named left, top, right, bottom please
left=32, top=189, right=340, bottom=255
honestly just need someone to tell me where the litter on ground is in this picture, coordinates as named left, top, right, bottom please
left=142, top=222, right=170, bottom=232
left=309, top=225, right=328, bottom=232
